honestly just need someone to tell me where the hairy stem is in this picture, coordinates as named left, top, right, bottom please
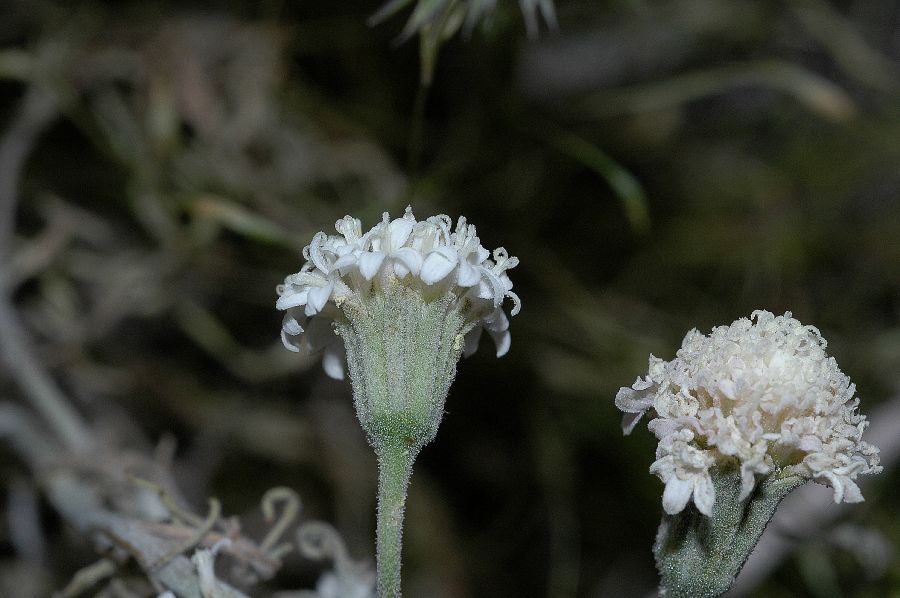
left=375, top=442, right=415, bottom=598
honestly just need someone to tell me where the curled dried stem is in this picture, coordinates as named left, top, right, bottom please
left=260, top=486, right=301, bottom=554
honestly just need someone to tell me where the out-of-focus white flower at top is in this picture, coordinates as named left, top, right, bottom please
left=276, top=207, right=520, bottom=379
left=616, top=310, right=882, bottom=517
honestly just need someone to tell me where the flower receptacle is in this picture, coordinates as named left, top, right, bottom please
left=653, top=463, right=805, bottom=598
left=337, top=284, right=467, bottom=455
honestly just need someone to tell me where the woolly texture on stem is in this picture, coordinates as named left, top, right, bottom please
left=375, top=443, right=415, bottom=598
left=337, top=285, right=466, bottom=453
left=337, top=285, right=468, bottom=596
left=277, top=209, right=520, bottom=596
left=653, top=463, right=805, bottom=598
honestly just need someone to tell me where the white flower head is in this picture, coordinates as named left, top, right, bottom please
left=616, top=310, right=882, bottom=516
left=276, top=206, right=520, bottom=379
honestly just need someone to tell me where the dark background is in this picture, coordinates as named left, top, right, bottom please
left=1, top=0, right=898, bottom=596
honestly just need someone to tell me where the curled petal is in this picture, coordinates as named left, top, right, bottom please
left=281, top=329, right=300, bottom=353
left=507, top=290, right=522, bottom=316
left=478, top=268, right=505, bottom=306
left=615, top=381, right=656, bottom=435
left=282, top=313, right=304, bottom=335
left=276, top=289, right=309, bottom=310
left=307, top=232, right=330, bottom=273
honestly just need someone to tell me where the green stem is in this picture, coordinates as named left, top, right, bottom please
left=375, top=442, right=416, bottom=598
left=654, top=465, right=805, bottom=598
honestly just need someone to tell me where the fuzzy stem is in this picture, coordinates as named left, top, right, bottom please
left=375, top=442, right=416, bottom=598
left=653, top=465, right=805, bottom=598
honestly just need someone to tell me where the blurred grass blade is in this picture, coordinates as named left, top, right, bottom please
left=190, top=196, right=291, bottom=245
left=464, top=0, right=498, bottom=34
left=581, top=60, right=856, bottom=121
left=519, top=0, right=558, bottom=37
left=417, top=2, right=463, bottom=85
left=792, top=0, right=899, bottom=92
left=368, top=0, right=418, bottom=26
left=553, top=133, right=650, bottom=235
left=398, top=0, right=450, bottom=44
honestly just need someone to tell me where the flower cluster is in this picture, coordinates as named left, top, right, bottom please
left=616, top=310, right=881, bottom=516
left=276, top=207, right=520, bottom=379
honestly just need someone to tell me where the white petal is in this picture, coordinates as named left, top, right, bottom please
left=281, top=329, right=300, bottom=352
left=393, top=261, right=410, bottom=278
left=614, top=384, right=656, bottom=414
left=304, top=283, right=333, bottom=316
left=738, top=467, right=757, bottom=501
left=282, top=313, right=303, bottom=335
left=276, top=289, right=309, bottom=310
left=476, top=278, right=494, bottom=300
left=393, top=247, right=423, bottom=276
left=693, top=474, right=715, bottom=516
left=359, top=251, right=387, bottom=280
left=322, top=343, right=346, bottom=380
left=649, top=456, right=675, bottom=479
left=478, top=268, right=505, bottom=305
left=798, top=435, right=823, bottom=452
left=333, top=251, right=359, bottom=272
left=718, top=379, right=737, bottom=400
left=456, top=260, right=482, bottom=287
left=388, top=217, right=414, bottom=250
left=662, top=477, right=693, bottom=515
left=488, top=327, right=511, bottom=357
left=621, top=412, right=645, bottom=435
left=646, top=417, right=677, bottom=439
left=840, top=478, right=863, bottom=503
left=485, top=308, right=509, bottom=332
left=308, top=233, right=331, bottom=273
left=462, top=327, right=482, bottom=358
left=822, top=472, right=845, bottom=503
left=420, top=247, right=458, bottom=285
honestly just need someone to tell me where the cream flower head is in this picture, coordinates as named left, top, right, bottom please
left=276, top=207, right=520, bottom=379
left=616, top=310, right=881, bottom=516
